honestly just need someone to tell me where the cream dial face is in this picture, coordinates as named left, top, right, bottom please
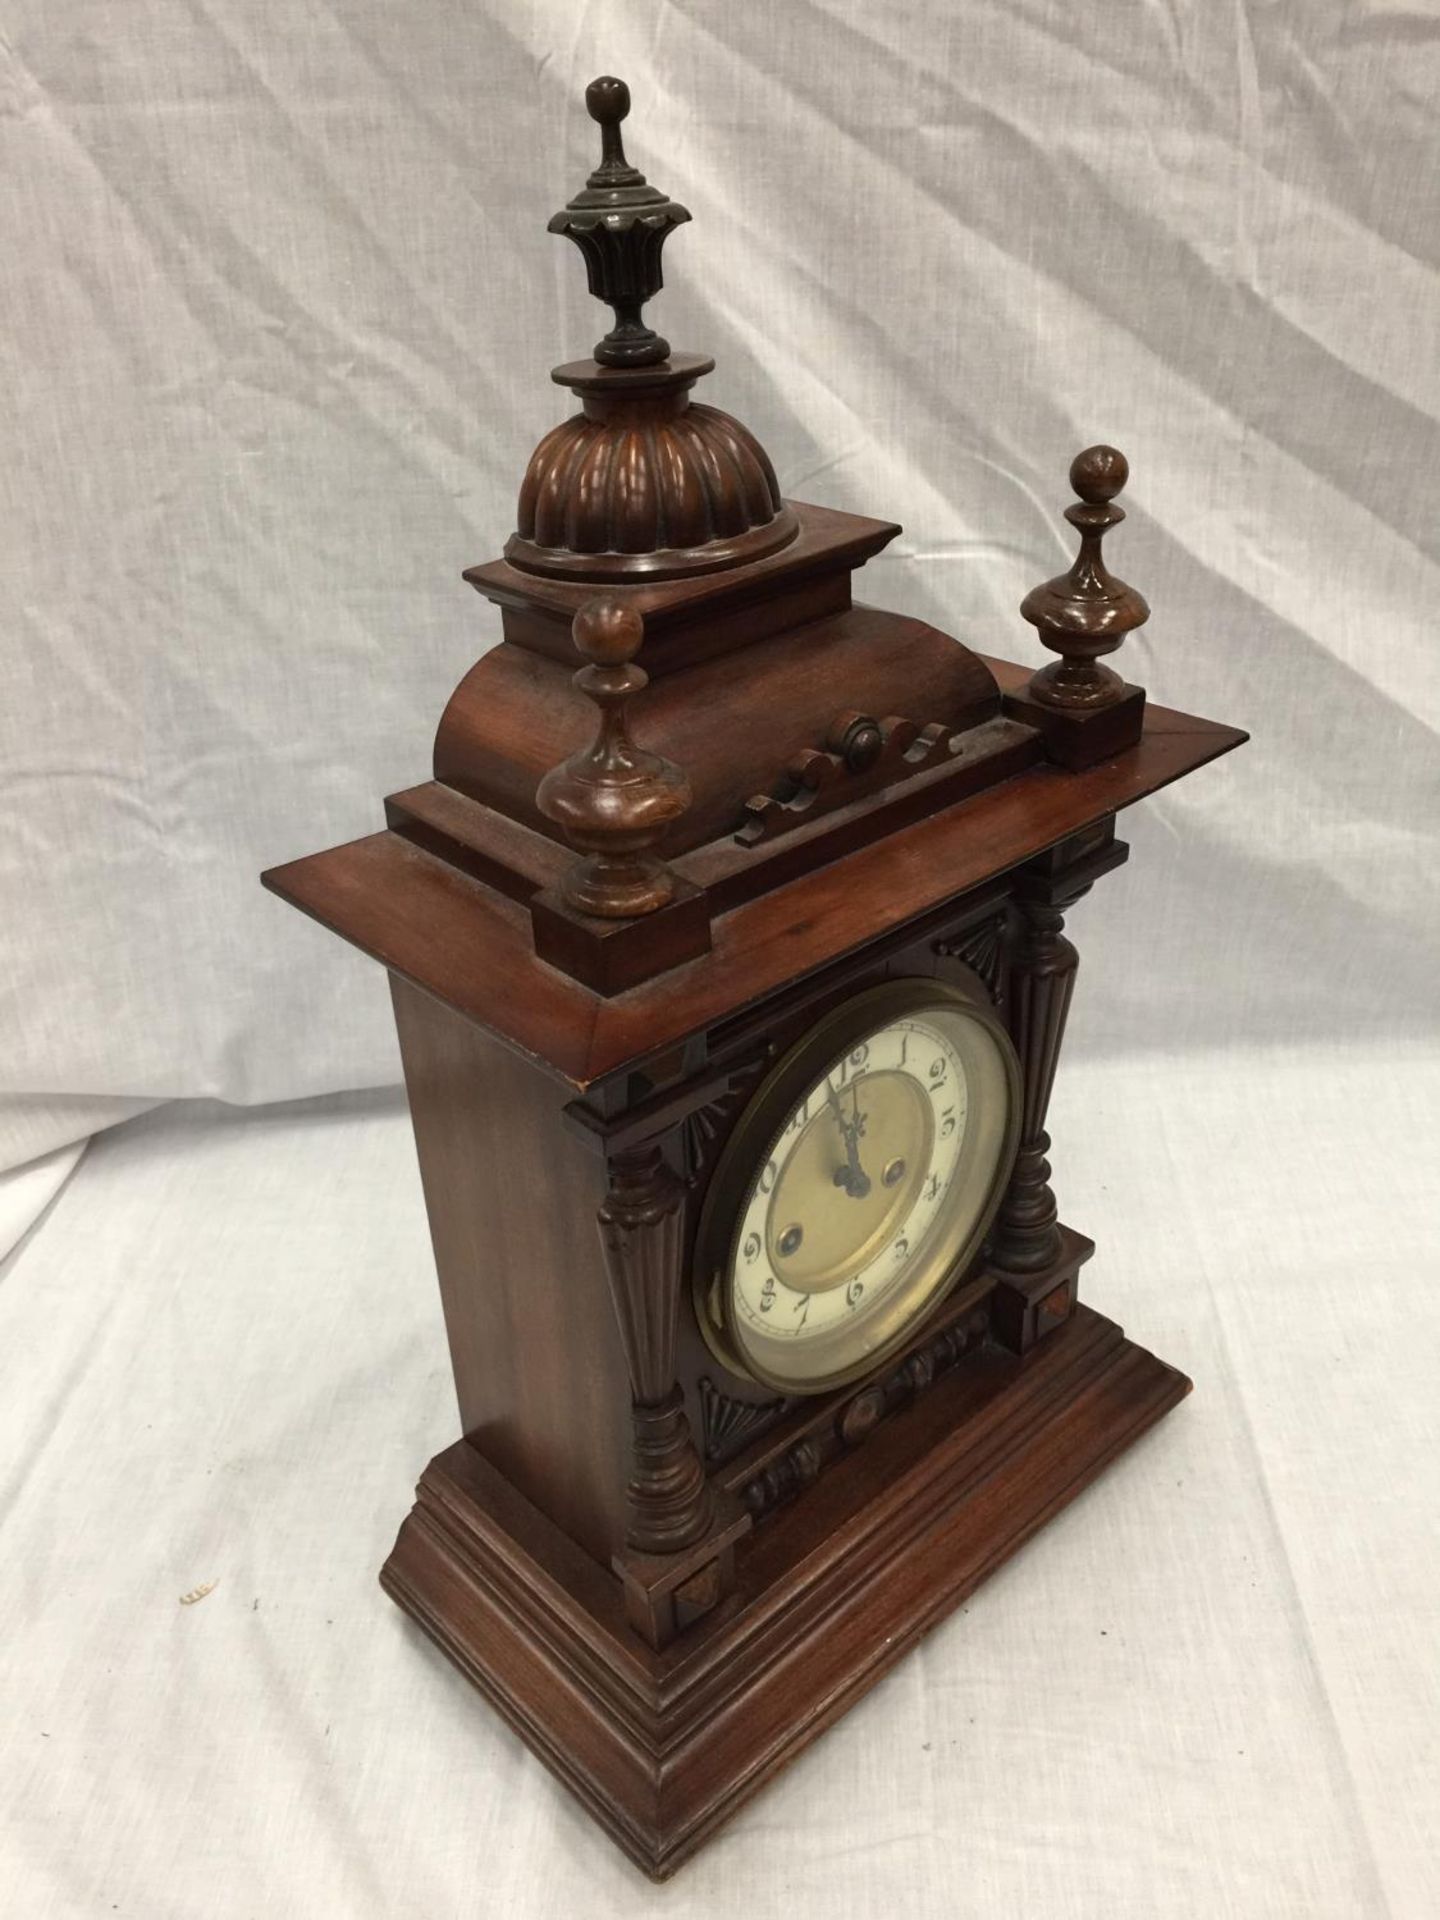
left=707, top=990, right=1018, bottom=1395
left=732, top=1018, right=965, bottom=1345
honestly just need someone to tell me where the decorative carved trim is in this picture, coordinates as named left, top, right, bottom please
left=697, top=1376, right=795, bottom=1464
left=681, top=1087, right=744, bottom=1189
left=597, top=1145, right=713, bottom=1552
left=680, top=1055, right=773, bottom=1190
left=738, top=1304, right=990, bottom=1521
left=934, top=909, right=1009, bottom=1008
left=735, top=711, right=967, bottom=847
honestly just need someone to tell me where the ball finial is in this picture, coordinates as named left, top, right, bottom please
left=573, top=596, right=643, bottom=668
left=1019, top=445, right=1149, bottom=713
left=586, top=75, right=630, bottom=127
left=535, top=597, right=689, bottom=919
left=1069, top=445, right=1128, bottom=504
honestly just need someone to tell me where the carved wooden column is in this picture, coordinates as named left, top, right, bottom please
left=990, top=825, right=1129, bottom=1334
left=990, top=887, right=1080, bottom=1274
left=597, top=1142, right=713, bottom=1553
left=597, top=1138, right=751, bottom=1649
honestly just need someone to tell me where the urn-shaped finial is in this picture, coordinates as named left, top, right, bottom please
left=548, top=76, right=692, bottom=369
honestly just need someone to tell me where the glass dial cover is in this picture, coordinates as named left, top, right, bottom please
left=695, top=980, right=1020, bottom=1395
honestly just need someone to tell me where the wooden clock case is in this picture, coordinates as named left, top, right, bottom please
left=263, top=77, right=1245, bottom=1879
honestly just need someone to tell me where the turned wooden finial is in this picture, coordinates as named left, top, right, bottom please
left=536, top=597, right=690, bottom=918
left=1020, top=446, right=1150, bottom=710
left=548, top=76, right=692, bottom=369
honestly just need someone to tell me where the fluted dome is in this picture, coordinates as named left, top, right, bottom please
left=505, top=355, right=799, bottom=583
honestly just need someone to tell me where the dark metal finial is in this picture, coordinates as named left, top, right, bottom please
left=548, top=75, right=691, bottom=369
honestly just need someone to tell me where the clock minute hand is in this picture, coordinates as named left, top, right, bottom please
left=827, top=1077, right=871, bottom=1199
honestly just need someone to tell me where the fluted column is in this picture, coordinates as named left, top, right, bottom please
left=990, top=896, right=1080, bottom=1273
left=597, top=1144, right=713, bottom=1553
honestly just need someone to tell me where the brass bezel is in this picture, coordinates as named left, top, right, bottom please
left=692, top=977, right=1021, bottom=1396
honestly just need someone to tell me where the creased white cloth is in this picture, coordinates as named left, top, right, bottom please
left=1, top=1050, right=1435, bottom=1919
left=0, top=1135, right=86, bottom=1260
left=1, top=2, right=1437, bottom=1175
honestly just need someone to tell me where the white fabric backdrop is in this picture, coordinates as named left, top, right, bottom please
left=3, top=0, right=1438, bottom=1175
left=3, top=5, right=1439, bottom=1915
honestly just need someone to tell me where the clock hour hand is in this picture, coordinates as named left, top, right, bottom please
left=827, top=1077, right=871, bottom=1199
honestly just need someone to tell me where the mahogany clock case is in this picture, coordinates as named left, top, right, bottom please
left=363, top=834, right=1205, bottom=1878
left=262, top=73, right=1247, bottom=1881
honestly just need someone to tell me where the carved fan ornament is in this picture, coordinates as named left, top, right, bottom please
left=697, top=1377, right=795, bottom=1464
left=935, top=910, right=1009, bottom=1006
left=681, top=1081, right=747, bottom=1188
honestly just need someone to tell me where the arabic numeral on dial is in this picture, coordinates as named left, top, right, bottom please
left=785, top=1096, right=810, bottom=1135
left=845, top=1279, right=864, bottom=1309
left=793, top=1296, right=810, bottom=1327
left=743, top=1231, right=761, bottom=1264
left=760, top=1277, right=776, bottom=1314
left=928, top=1057, right=948, bottom=1090
left=834, top=1042, right=869, bottom=1089
left=758, top=1159, right=778, bottom=1194
left=939, top=1107, right=956, bottom=1138
left=892, top=1236, right=909, bottom=1262
left=924, top=1173, right=941, bottom=1201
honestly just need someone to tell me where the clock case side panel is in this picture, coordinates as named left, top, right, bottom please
left=389, top=977, right=633, bottom=1566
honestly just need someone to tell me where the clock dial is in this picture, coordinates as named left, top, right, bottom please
left=696, top=980, right=1020, bottom=1395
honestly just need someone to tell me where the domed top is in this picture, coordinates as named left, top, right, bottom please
left=506, top=357, right=799, bottom=582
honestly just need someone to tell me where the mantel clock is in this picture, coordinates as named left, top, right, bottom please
left=264, top=77, right=1246, bottom=1878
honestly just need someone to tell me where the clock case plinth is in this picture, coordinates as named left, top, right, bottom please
left=382, top=1296, right=1186, bottom=1880
left=260, top=76, right=1246, bottom=1882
